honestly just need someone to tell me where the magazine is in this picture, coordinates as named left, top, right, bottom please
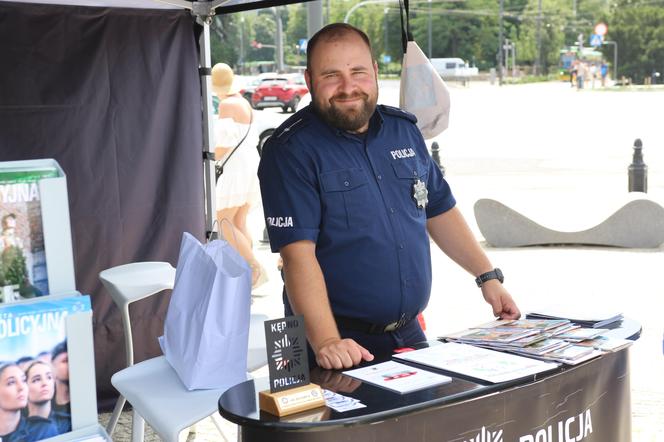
left=344, top=360, right=452, bottom=394
left=0, top=295, right=92, bottom=441
left=526, top=307, right=623, bottom=328
left=0, top=167, right=59, bottom=301
left=395, top=342, right=559, bottom=384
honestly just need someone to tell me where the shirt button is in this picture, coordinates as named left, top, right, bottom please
left=377, top=174, right=382, bottom=180
left=390, top=207, right=395, bottom=213
left=413, top=170, right=418, bottom=177
left=344, top=181, right=350, bottom=187
left=399, top=243, right=405, bottom=249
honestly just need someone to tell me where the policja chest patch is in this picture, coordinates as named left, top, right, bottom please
left=412, top=178, right=428, bottom=209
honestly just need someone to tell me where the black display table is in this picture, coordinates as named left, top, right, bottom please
left=219, top=319, right=640, bottom=442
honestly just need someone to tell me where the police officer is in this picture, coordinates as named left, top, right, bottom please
left=258, top=23, right=520, bottom=370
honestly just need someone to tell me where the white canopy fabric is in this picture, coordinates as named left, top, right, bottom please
left=0, top=0, right=179, bottom=8
left=1, top=0, right=310, bottom=13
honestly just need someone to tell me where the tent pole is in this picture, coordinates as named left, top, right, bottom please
left=199, top=21, right=218, bottom=240
left=158, top=0, right=220, bottom=239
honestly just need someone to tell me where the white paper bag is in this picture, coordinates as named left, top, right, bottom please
left=399, top=40, right=451, bottom=140
left=159, top=232, right=251, bottom=390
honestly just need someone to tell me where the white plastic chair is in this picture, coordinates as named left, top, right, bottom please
left=112, top=312, right=268, bottom=442
left=100, top=261, right=177, bottom=440
left=101, top=261, right=268, bottom=442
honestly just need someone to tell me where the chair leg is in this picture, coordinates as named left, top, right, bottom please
left=209, top=414, right=230, bottom=442
left=105, top=395, right=127, bottom=435
left=131, top=409, right=145, bottom=442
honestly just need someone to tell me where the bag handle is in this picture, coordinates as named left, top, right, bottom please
left=398, top=0, right=413, bottom=53
left=209, top=218, right=240, bottom=247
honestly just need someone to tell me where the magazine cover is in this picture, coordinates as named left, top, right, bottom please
left=0, top=168, right=58, bottom=301
left=0, top=295, right=91, bottom=441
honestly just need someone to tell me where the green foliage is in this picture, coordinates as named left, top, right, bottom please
left=607, top=0, right=664, bottom=83
left=207, top=0, right=661, bottom=82
left=0, top=246, right=28, bottom=287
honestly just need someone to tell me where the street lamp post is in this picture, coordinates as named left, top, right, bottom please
left=272, top=7, right=284, bottom=72
left=603, top=40, right=618, bottom=84
left=535, top=0, right=542, bottom=75
left=239, top=16, right=245, bottom=72
left=384, top=8, right=389, bottom=57
left=428, top=0, right=432, bottom=58
left=497, top=0, right=504, bottom=85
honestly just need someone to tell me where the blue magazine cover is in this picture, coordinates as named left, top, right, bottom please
left=0, top=295, right=91, bottom=441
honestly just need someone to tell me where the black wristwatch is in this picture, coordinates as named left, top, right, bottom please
left=475, top=268, right=504, bottom=287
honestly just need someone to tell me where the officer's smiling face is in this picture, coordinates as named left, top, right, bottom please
left=305, top=31, right=378, bottom=134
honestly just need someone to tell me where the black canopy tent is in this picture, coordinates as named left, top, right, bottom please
left=0, top=0, right=311, bottom=407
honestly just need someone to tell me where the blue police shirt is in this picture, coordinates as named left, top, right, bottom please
left=258, top=104, right=456, bottom=325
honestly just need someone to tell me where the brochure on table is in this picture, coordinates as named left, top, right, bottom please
left=394, top=342, right=559, bottom=384
left=0, top=159, right=76, bottom=300
left=344, top=360, right=452, bottom=394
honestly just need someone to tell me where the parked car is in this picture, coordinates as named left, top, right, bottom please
left=253, top=110, right=289, bottom=155
left=251, top=74, right=309, bottom=113
left=238, top=72, right=277, bottom=103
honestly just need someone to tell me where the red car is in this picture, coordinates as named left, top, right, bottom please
left=251, top=74, right=309, bottom=113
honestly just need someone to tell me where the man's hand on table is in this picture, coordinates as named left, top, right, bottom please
left=481, top=280, right=521, bottom=320
left=315, top=337, right=374, bottom=370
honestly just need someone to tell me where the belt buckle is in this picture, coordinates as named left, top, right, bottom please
left=383, top=321, right=399, bottom=332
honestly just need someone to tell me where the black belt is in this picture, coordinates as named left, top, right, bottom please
left=334, top=314, right=412, bottom=335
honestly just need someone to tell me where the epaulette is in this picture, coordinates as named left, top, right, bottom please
left=270, top=110, right=311, bottom=145
left=378, top=104, right=418, bottom=124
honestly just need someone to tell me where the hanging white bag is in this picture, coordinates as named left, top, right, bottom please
left=398, top=0, right=451, bottom=139
left=159, top=231, right=251, bottom=390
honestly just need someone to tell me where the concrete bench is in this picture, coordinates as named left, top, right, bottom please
left=474, top=197, right=664, bottom=248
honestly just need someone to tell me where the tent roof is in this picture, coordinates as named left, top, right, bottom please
left=2, top=0, right=312, bottom=13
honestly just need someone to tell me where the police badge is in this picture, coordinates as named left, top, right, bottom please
left=412, top=179, right=428, bottom=209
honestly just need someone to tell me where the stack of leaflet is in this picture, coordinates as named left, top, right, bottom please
left=526, top=307, right=623, bottom=328
left=441, top=319, right=632, bottom=365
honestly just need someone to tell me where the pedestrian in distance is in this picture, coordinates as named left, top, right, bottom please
left=212, top=62, right=267, bottom=289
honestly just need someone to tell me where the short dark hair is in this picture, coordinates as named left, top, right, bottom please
left=52, top=341, right=67, bottom=360
left=16, top=356, right=33, bottom=367
left=306, top=23, right=373, bottom=73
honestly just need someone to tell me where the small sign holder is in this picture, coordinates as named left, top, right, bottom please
left=259, top=315, right=325, bottom=417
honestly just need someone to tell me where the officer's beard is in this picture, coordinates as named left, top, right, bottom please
left=312, top=88, right=378, bottom=134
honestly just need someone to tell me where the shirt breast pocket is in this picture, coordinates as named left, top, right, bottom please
left=391, top=159, right=429, bottom=217
left=320, top=168, right=372, bottom=228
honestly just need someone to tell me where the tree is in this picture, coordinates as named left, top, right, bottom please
left=285, top=4, right=308, bottom=66
left=210, top=14, right=240, bottom=66
left=608, top=0, right=664, bottom=82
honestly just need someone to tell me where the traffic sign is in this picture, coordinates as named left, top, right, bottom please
left=594, top=22, right=608, bottom=36
left=298, top=38, right=308, bottom=53
left=589, top=34, right=603, bottom=48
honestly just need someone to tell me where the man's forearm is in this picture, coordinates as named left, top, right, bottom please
left=426, top=207, right=493, bottom=276
left=281, top=241, right=340, bottom=353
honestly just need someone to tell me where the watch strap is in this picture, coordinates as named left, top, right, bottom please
left=475, top=268, right=504, bottom=287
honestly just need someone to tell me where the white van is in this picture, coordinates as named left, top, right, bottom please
left=429, top=58, right=479, bottom=78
